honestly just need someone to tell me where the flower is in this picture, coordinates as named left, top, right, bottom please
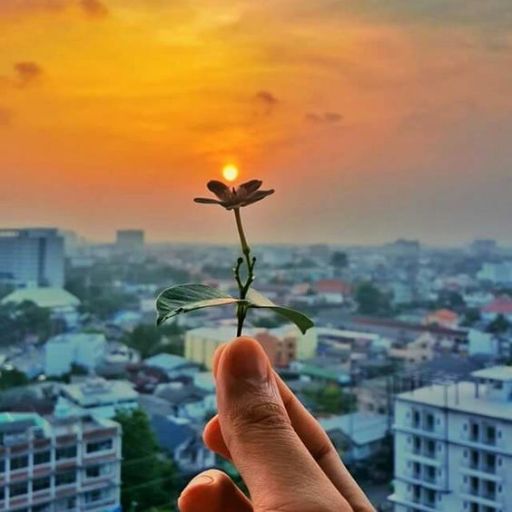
left=194, top=179, right=274, bottom=210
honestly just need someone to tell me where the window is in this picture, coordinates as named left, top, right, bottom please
left=10, top=455, right=28, bottom=470
left=485, top=480, right=496, bottom=499
left=34, top=450, right=51, bottom=465
left=86, top=439, right=113, bottom=453
left=470, top=422, right=480, bottom=442
left=33, top=477, right=51, bottom=492
left=56, top=446, right=77, bottom=460
left=485, top=425, right=496, bottom=445
left=470, top=450, right=479, bottom=469
left=10, top=482, right=28, bottom=497
left=56, top=471, right=76, bottom=486
left=470, top=476, right=478, bottom=494
left=0, top=459, right=4, bottom=474
left=413, top=436, right=421, bottom=453
left=412, top=409, right=421, bottom=428
left=426, top=440, right=436, bottom=458
left=485, top=453, right=496, bottom=472
left=413, top=462, right=421, bottom=478
left=85, top=489, right=103, bottom=503
left=425, top=412, right=434, bottom=432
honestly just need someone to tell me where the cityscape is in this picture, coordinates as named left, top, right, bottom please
left=0, top=227, right=512, bottom=511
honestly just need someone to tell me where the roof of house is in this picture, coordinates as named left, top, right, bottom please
left=144, top=353, right=195, bottom=371
left=314, top=279, right=351, bottom=295
left=150, top=414, right=196, bottom=452
left=62, top=378, right=138, bottom=406
left=482, top=297, right=512, bottom=315
left=1, top=287, right=80, bottom=309
left=319, top=412, right=389, bottom=445
left=472, top=366, right=512, bottom=382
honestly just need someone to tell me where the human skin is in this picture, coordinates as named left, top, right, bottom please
left=178, top=337, right=375, bottom=512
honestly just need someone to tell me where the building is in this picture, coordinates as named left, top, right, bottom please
left=0, top=228, right=64, bottom=288
left=45, top=333, right=107, bottom=377
left=0, top=411, right=121, bottom=512
left=390, top=366, right=512, bottom=512
left=481, top=296, right=512, bottom=322
left=184, top=325, right=318, bottom=370
left=2, top=287, right=81, bottom=328
left=144, top=353, right=201, bottom=380
left=115, top=230, right=144, bottom=253
left=319, top=412, right=389, bottom=466
left=60, top=378, right=138, bottom=419
left=478, top=263, right=512, bottom=285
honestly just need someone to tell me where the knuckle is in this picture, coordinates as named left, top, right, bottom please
left=231, top=399, right=291, bottom=435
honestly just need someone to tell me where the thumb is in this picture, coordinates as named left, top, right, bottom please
left=215, top=337, right=349, bottom=512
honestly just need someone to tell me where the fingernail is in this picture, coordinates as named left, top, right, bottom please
left=227, top=337, right=269, bottom=382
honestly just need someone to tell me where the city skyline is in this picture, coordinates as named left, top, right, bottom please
left=1, top=0, right=512, bottom=245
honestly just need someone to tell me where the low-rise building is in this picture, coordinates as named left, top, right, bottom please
left=185, top=325, right=318, bottom=370
left=45, top=333, right=107, bottom=377
left=0, top=411, right=121, bottom=512
left=319, top=412, right=389, bottom=466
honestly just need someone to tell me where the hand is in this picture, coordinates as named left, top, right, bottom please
left=178, top=337, right=375, bottom=512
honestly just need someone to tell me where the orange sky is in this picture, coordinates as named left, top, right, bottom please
left=1, top=0, right=511, bottom=245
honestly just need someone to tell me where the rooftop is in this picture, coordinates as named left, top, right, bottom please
left=319, top=412, right=389, bottom=445
left=1, top=287, right=80, bottom=309
left=472, top=365, right=512, bottom=382
left=145, top=353, right=195, bottom=371
left=62, top=378, right=138, bottom=406
left=396, top=380, right=512, bottom=421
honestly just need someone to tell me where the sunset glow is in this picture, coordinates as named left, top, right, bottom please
left=0, top=1, right=511, bottom=244
left=222, top=165, right=239, bottom=182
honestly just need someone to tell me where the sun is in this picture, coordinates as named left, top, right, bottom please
left=222, top=164, right=239, bottom=182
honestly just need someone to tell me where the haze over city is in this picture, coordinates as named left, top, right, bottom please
left=1, top=0, right=511, bottom=244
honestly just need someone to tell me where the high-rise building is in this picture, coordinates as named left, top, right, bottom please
left=0, top=228, right=64, bottom=288
left=0, top=411, right=121, bottom=512
left=115, top=230, right=144, bottom=253
left=389, top=366, right=512, bottom=512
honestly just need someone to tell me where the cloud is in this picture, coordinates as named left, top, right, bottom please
left=306, top=111, right=343, bottom=125
left=80, top=0, right=108, bottom=18
left=14, top=61, right=43, bottom=87
left=254, top=90, right=279, bottom=115
left=0, top=107, right=13, bottom=126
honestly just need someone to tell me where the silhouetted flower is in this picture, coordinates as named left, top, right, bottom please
left=194, top=180, right=274, bottom=210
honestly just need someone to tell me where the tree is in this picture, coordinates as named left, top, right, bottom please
left=461, top=308, right=481, bottom=327
left=123, top=324, right=162, bottom=359
left=0, top=368, right=29, bottom=390
left=114, top=409, right=178, bottom=512
left=0, top=301, right=52, bottom=345
left=355, top=282, right=391, bottom=316
left=487, top=314, right=511, bottom=334
left=331, top=251, right=348, bottom=269
left=304, top=385, right=356, bottom=415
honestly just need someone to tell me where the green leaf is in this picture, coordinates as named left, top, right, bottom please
left=246, top=289, right=315, bottom=334
left=156, top=284, right=238, bottom=326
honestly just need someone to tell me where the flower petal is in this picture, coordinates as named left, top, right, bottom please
left=241, top=189, right=275, bottom=206
left=194, top=197, right=223, bottom=205
left=238, top=180, right=262, bottom=196
left=207, top=180, right=231, bottom=200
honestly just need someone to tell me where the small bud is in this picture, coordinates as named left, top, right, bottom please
left=237, top=257, right=243, bottom=264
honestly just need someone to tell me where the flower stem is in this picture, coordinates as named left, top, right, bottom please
left=233, top=208, right=256, bottom=336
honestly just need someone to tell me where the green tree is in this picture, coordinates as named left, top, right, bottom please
left=487, top=314, right=511, bottom=334
left=331, top=251, right=348, bottom=269
left=304, top=385, right=356, bottom=415
left=0, top=368, right=29, bottom=390
left=355, top=282, right=391, bottom=316
left=114, top=409, right=178, bottom=512
left=461, top=308, right=481, bottom=327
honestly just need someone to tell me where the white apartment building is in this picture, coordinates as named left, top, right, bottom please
left=0, top=229, right=64, bottom=288
left=45, top=334, right=107, bottom=377
left=390, top=366, right=512, bottom=512
left=0, top=411, right=121, bottom=512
